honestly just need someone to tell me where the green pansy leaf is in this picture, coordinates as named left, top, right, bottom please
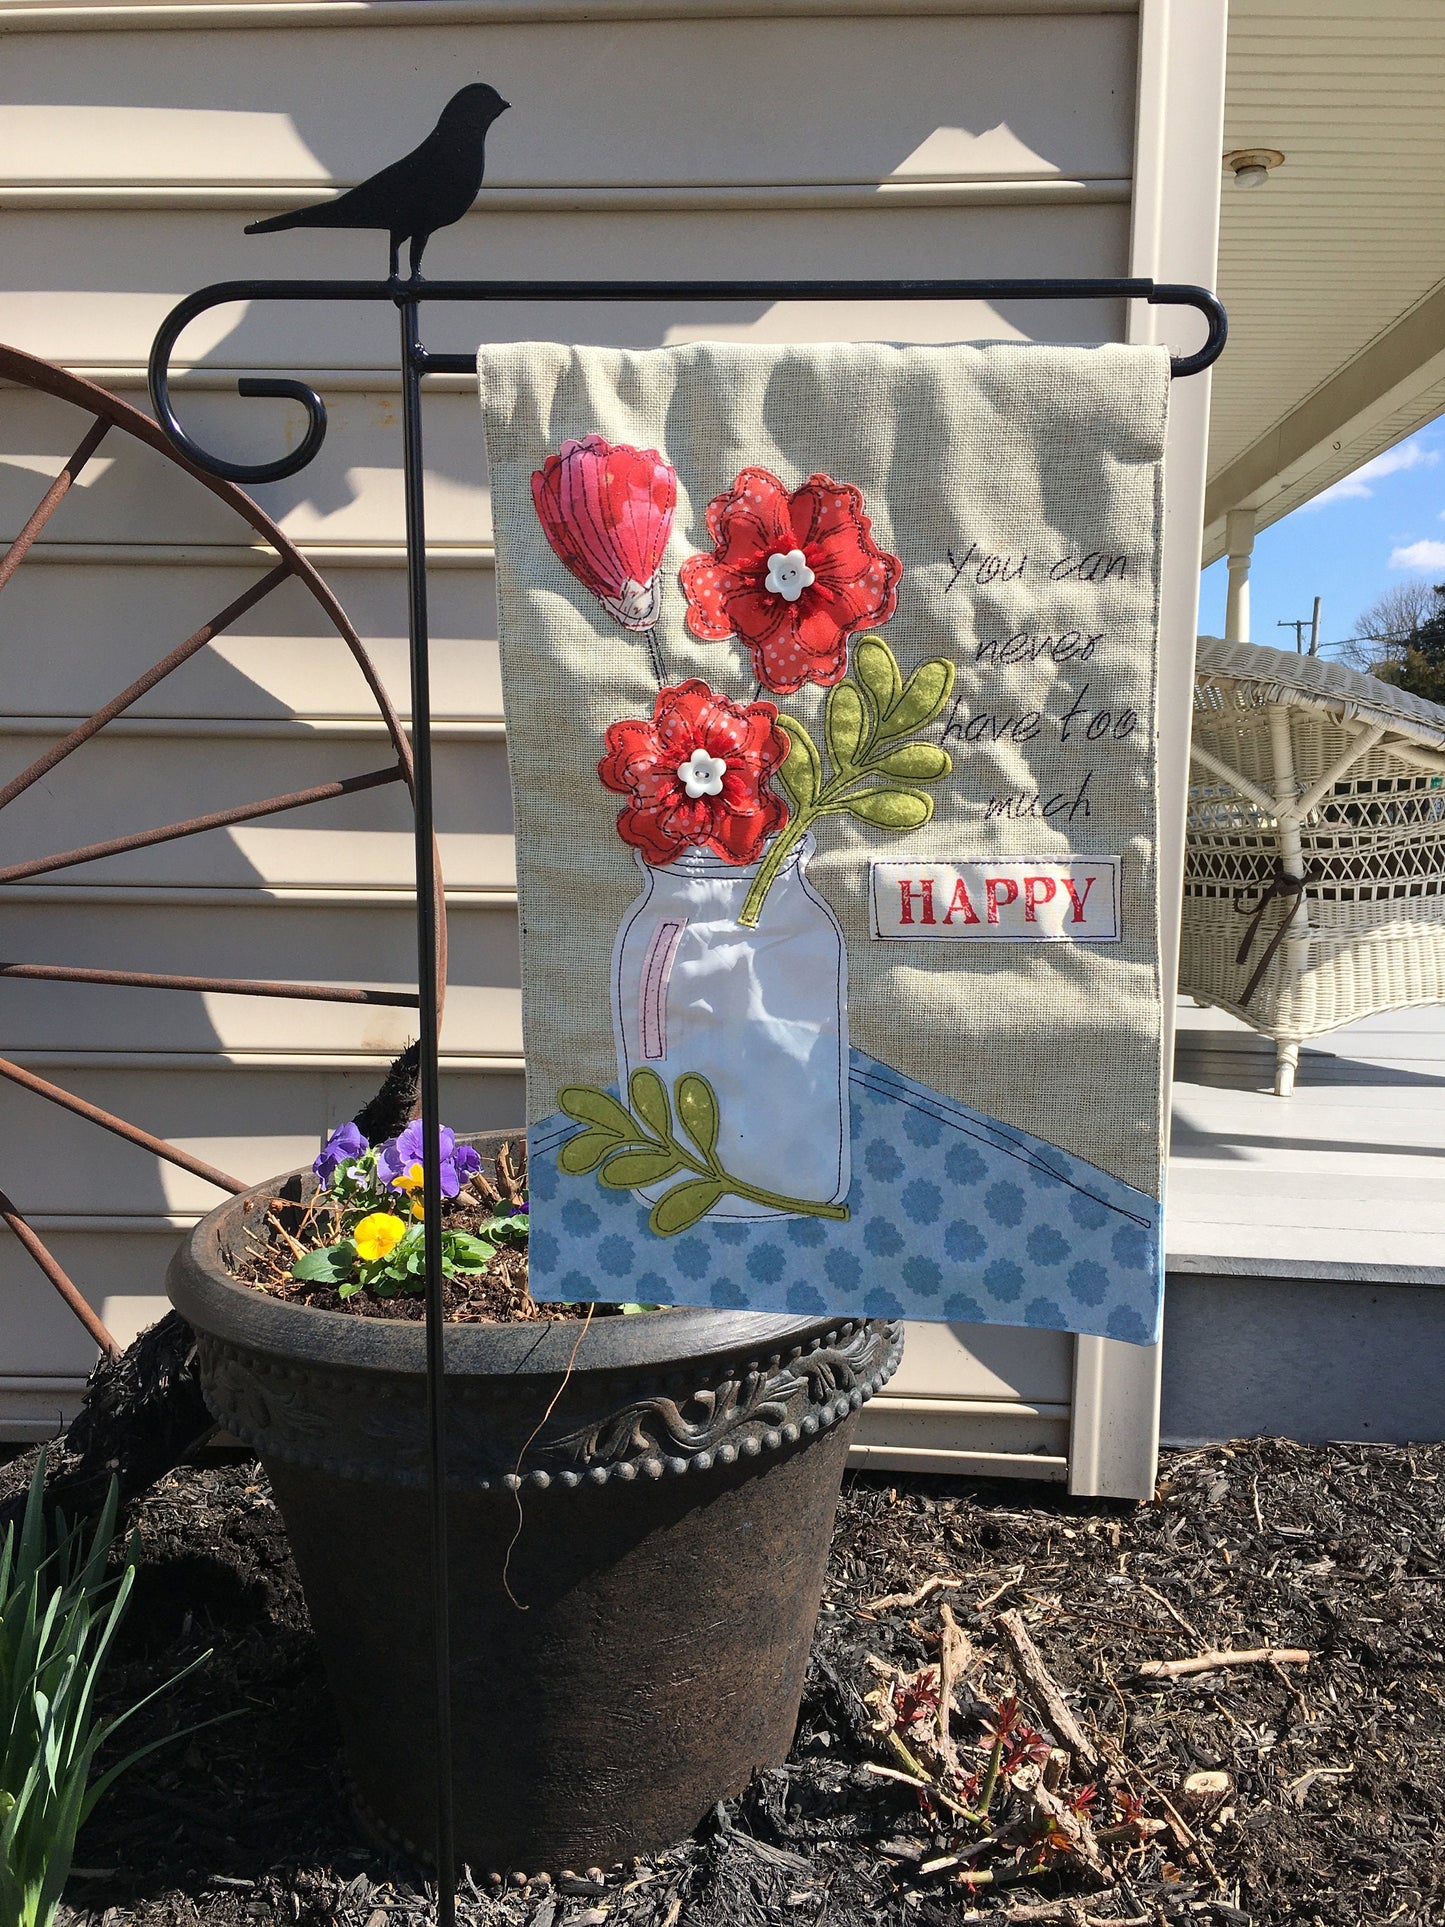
left=825, top=681, right=868, bottom=769
left=446, top=1232, right=498, bottom=1269
left=558, top=1085, right=635, bottom=1139
left=838, top=786, right=935, bottom=831
left=598, top=1147, right=684, bottom=1189
left=336, top=1280, right=362, bottom=1300
left=628, top=1066, right=672, bottom=1139
left=877, top=657, right=955, bottom=739
left=853, top=635, right=902, bottom=723
left=558, top=1129, right=616, bottom=1176
left=867, top=741, right=952, bottom=782
left=775, top=714, right=821, bottom=811
left=292, top=1245, right=352, bottom=1284
left=675, top=1072, right=721, bottom=1162
left=648, top=1177, right=727, bottom=1237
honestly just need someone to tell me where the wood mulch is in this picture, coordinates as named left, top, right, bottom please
left=19, top=1436, right=1443, bottom=1927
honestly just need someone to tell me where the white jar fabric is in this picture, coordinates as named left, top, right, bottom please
left=612, top=835, right=849, bottom=1217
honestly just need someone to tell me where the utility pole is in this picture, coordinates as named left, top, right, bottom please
left=1278, top=598, right=1322, bottom=654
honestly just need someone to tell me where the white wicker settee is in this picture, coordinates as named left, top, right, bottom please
left=1182, top=636, right=1445, bottom=1093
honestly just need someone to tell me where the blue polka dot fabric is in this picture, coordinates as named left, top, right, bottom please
left=528, top=1050, right=1162, bottom=1345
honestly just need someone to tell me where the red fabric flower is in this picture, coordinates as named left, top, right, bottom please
left=679, top=468, right=902, bottom=693
left=599, top=679, right=788, bottom=866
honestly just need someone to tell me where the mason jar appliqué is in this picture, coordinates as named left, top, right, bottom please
left=611, top=834, right=850, bottom=1219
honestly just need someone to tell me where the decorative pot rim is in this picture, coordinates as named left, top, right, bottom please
left=167, top=1131, right=903, bottom=1489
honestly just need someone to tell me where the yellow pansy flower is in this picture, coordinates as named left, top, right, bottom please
left=354, top=1212, right=406, bottom=1262
left=392, top=1161, right=425, bottom=1195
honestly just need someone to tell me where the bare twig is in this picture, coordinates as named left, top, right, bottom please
left=998, top=1903, right=1149, bottom=1926
left=1137, top=1581, right=1203, bottom=1646
left=995, top=1609, right=1102, bottom=1777
left=937, top=1601, right=973, bottom=1769
left=1097, top=1738, right=1223, bottom=1889
left=862, top=1759, right=982, bottom=1826
left=864, top=1573, right=964, bottom=1613
left=977, top=1566, right=1026, bottom=1612
left=1027, top=1777, right=1107, bottom=1883
left=1137, top=1646, right=1312, bottom=1680
left=918, top=1833, right=1006, bottom=1877
left=263, top=1204, right=308, bottom=1261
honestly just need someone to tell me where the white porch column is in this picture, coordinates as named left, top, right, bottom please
left=1224, top=506, right=1256, bottom=642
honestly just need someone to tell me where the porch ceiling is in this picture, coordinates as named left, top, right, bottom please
left=1202, top=0, right=1445, bottom=561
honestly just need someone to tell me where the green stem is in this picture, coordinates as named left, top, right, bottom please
left=737, top=808, right=816, bottom=929
left=726, top=1179, right=849, bottom=1221
left=656, top=1122, right=850, bottom=1224
left=740, top=740, right=919, bottom=928
left=978, top=1733, right=1007, bottom=1818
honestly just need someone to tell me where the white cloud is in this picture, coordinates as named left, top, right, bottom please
left=1389, top=539, right=1445, bottom=571
left=1305, top=440, right=1440, bottom=508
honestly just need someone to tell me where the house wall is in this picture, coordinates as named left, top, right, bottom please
left=0, top=0, right=1226, bottom=1493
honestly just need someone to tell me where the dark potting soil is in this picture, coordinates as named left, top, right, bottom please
left=10, top=1439, right=1441, bottom=1927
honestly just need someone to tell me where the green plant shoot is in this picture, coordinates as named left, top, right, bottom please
left=0, top=1458, right=214, bottom=1927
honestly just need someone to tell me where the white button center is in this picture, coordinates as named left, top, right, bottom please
left=677, top=749, right=728, bottom=798
left=765, top=549, right=816, bottom=603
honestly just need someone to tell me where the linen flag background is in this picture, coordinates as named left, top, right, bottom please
left=477, top=341, right=1170, bottom=1344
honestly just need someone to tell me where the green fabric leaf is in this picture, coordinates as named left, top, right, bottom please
left=853, top=635, right=902, bottom=723
left=825, top=681, right=868, bottom=768
left=292, top=1245, right=351, bottom=1284
left=775, top=714, right=821, bottom=810
left=878, top=657, right=955, bottom=739
left=867, top=741, right=952, bottom=782
left=838, top=786, right=934, bottom=830
left=675, top=1072, right=720, bottom=1162
left=648, top=1178, right=727, bottom=1236
left=558, top=1129, right=616, bottom=1176
left=558, top=1085, right=634, bottom=1139
left=598, top=1147, right=684, bottom=1189
left=628, top=1066, right=672, bottom=1139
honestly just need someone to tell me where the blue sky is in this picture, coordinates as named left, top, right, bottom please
left=1199, top=420, right=1445, bottom=656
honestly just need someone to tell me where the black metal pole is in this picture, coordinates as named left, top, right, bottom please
left=397, top=291, right=456, bottom=1924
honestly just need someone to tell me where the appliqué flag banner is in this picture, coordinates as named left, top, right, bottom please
left=477, top=341, right=1169, bottom=1344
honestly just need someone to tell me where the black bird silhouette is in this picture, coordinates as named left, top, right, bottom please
left=245, top=83, right=510, bottom=278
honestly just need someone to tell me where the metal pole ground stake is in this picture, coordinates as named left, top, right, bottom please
left=398, top=291, right=456, bottom=1925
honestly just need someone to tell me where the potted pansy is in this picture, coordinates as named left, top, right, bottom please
left=169, top=1069, right=900, bottom=1886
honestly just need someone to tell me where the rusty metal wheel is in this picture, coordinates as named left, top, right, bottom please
left=0, top=341, right=442, bottom=1365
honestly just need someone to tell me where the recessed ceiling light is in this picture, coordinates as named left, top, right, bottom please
left=1224, top=148, right=1285, bottom=188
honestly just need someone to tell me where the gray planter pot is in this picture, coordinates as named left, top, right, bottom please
left=167, top=1135, right=902, bottom=1876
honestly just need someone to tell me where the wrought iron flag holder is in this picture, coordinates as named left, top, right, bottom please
left=146, top=271, right=1225, bottom=1918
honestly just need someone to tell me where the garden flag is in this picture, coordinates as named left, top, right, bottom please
left=478, top=341, right=1169, bottom=1344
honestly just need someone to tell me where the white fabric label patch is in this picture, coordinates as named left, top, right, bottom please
left=870, top=858, right=1121, bottom=942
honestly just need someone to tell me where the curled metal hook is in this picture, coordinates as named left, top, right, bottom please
left=147, top=281, right=351, bottom=485
left=1151, top=284, right=1228, bottom=380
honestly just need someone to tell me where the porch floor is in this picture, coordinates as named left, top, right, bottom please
left=1167, top=998, right=1445, bottom=1280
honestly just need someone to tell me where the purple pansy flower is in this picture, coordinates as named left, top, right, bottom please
left=378, top=1120, right=482, bottom=1200
left=314, top=1120, right=367, bottom=1185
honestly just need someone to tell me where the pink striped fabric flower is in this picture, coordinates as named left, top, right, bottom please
left=531, top=435, right=677, bottom=633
